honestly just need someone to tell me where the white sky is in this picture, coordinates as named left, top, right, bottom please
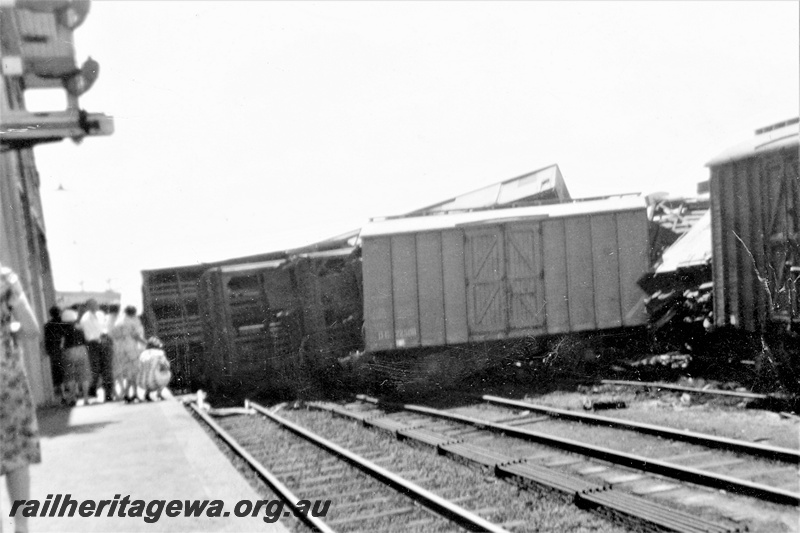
left=28, top=1, right=799, bottom=311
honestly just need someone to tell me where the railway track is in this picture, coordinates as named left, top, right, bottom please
left=190, top=403, right=334, bottom=533
left=304, top=396, right=800, bottom=532
left=191, top=390, right=798, bottom=532
left=352, top=395, right=799, bottom=506
left=479, top=394, right=800, bottom=464
left=190, top=400, right=511, bottom=532
left=599, top=380, right=772, bottom=401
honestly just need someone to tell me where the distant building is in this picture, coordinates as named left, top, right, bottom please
left=56, top=290, right=121, bottom=309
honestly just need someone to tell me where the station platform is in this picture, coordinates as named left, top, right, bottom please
left=1, top=399, right=289, bottom=532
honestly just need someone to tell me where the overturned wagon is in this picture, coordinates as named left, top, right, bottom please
left=198, top=260, right=302, bottom=395
left=141, top=250, right=287, bottom=392
left=360, top=196, right=651, bottom=356
left=292, top=247, right=363, bottom=357
left=705, top=119, right=800, bottom=391
left=197, top=248, right=363, bottom=396
left=707, top=119, right=800, bottom=332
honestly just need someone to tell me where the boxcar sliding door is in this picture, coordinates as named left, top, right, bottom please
left=464, top=226, right=507, bottom=339
left=505, top=222, right=546, bottom=336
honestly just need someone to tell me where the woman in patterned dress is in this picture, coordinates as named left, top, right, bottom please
left=109, top=306, right=145, bottom=402
left=0, top=265, right=42, bottom=533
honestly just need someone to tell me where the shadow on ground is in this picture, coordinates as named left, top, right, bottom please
left=36, top=406, right=117, bottom=438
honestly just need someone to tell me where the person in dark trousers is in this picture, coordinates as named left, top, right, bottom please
left=61, top=309, right=90, bottom=405
left=79, top=299, right=113, bottom=402
left=43, top=305, right=68, bottom=403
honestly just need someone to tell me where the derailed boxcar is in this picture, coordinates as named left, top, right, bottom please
left=361, top=196, right=650, bottom=352
left=707, top=119, right=800, bottom=332
left=198, top=260, right=303, bottom=395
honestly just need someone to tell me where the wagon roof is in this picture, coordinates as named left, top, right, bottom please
left=361, top=195, right=646, bottom=238
left=142, top=250, right=287, bottom=276
left=215, top=259, right=286, bottom=274
left=294, top=246, right=357, bottom=259
left=706, top=118, right=799, bottom=167
left=405, top=163, right=570, bottom=215
left=654, top=210, right=712, bottom=275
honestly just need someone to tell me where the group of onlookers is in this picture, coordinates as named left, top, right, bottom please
left=44, top=299, right=172, bottom=405
left=1, top=263, right=175, bottom=533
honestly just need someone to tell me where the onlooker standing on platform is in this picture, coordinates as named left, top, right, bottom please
left=61, top=309, right=90, bottom=406
left=106, top=303, right=120, bottom=330
left=0, top=263, right=42, bottom=533
left=110, top=305, right=146, bottom=402
left=102, top=304, right=118, bottom=397
left=43, top=305, right=68, bottom=403
left=79, top=299, right=113, bottom=402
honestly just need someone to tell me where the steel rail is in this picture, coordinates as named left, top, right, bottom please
left=249, top=401, right=510, bottom=533
left=600, top=380, right=771, bottom=400
left=354, top=398, right=800, bottom=506
left=187, top=402, right=336, bottom=533
left=482, top=394, right=800, bottom=463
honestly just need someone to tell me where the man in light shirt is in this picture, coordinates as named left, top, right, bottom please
left=79, top=299, right=113, bottom=401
